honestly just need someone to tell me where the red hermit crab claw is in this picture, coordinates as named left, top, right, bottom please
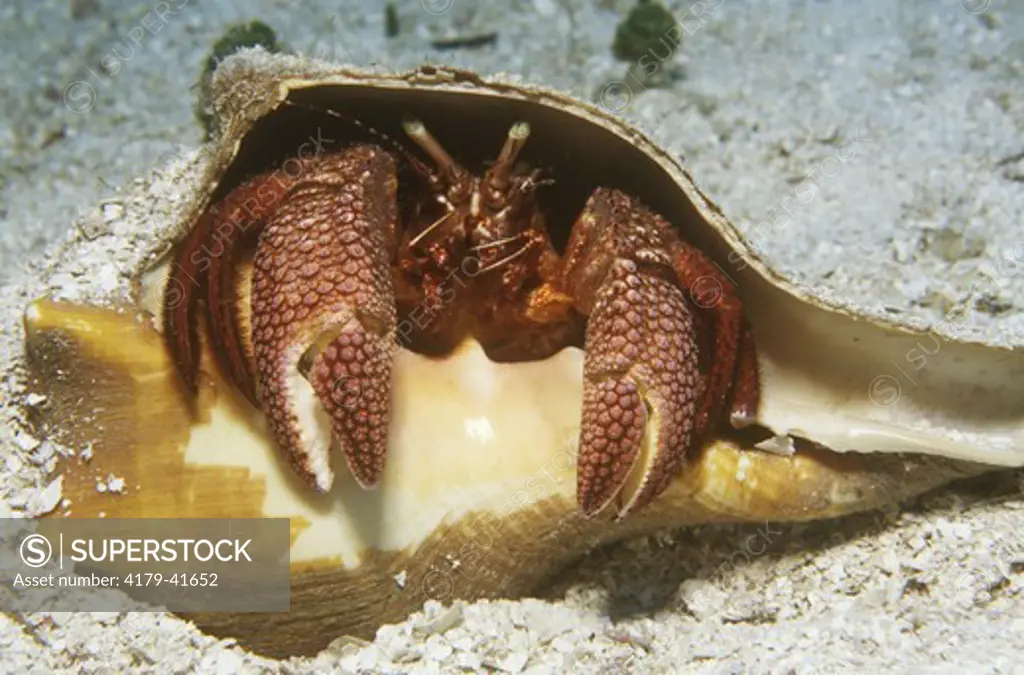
left=560, top=190, right=761, bottom=520
left=165, top=144, right=401, bottom=493
left=572, top=257, right=704, bottom=519
left=249, top=147, right=399, bottom=492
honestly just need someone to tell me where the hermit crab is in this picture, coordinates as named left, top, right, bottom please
left=17, top=52, right=1024, bottom=657
left=163, top=89, right=761, bottom=521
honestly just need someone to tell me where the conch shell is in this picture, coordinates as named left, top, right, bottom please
left=14, top=52, right=1024, bottom=657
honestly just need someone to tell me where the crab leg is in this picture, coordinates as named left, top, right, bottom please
left=561, top=189, right=707, bottom=519
left=250, top=146, right=399, bottom=491
left=163, top=205, right=211, bottom=396
left=728, top=321, right=760, bottom=426
left=670, top=241, right=760, bottom=434
left=163, top=170, right=299, bottom=404
left=204, top=175, right=297, bottom=406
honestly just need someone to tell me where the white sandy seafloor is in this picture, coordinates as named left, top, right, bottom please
left=1, top=0, right=1023, bottom=672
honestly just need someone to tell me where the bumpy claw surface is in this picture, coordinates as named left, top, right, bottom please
left=250, top=145, right=398, bottom=491
left=164, top=164, right=303, bottom=407
left=562, top=188, right=758, bottom=519
left=577, top=259, right=703, bottom=518
left=306, top=319, right=394, bottom=487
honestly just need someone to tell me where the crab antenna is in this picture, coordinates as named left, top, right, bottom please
left=475, top=239, right=534, bottom=275
left=282, top=100, right=424, bottom=169
left=402, top=118, right=465, bottom=181
left=485, top=121, right=531, bottom=191
left=407, top=209, right=456, bottom=249
left=469, top=232, right=527, bottom=253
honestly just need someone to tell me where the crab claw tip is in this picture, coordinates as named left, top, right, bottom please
left=574, top=259, right=703, bottom=520
left=307, top=320, right=393, bottom=490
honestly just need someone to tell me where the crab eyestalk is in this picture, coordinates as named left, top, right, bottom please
left=484, top=121, right=531, bottom=195
left=402, top=118, right=467, bottom=184
left=249, top=146, right=399, bottom=491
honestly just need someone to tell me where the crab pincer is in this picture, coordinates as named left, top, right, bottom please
left=562, top=189, right=758, bottom=519
left=250, top=145, right=399, bottom=492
